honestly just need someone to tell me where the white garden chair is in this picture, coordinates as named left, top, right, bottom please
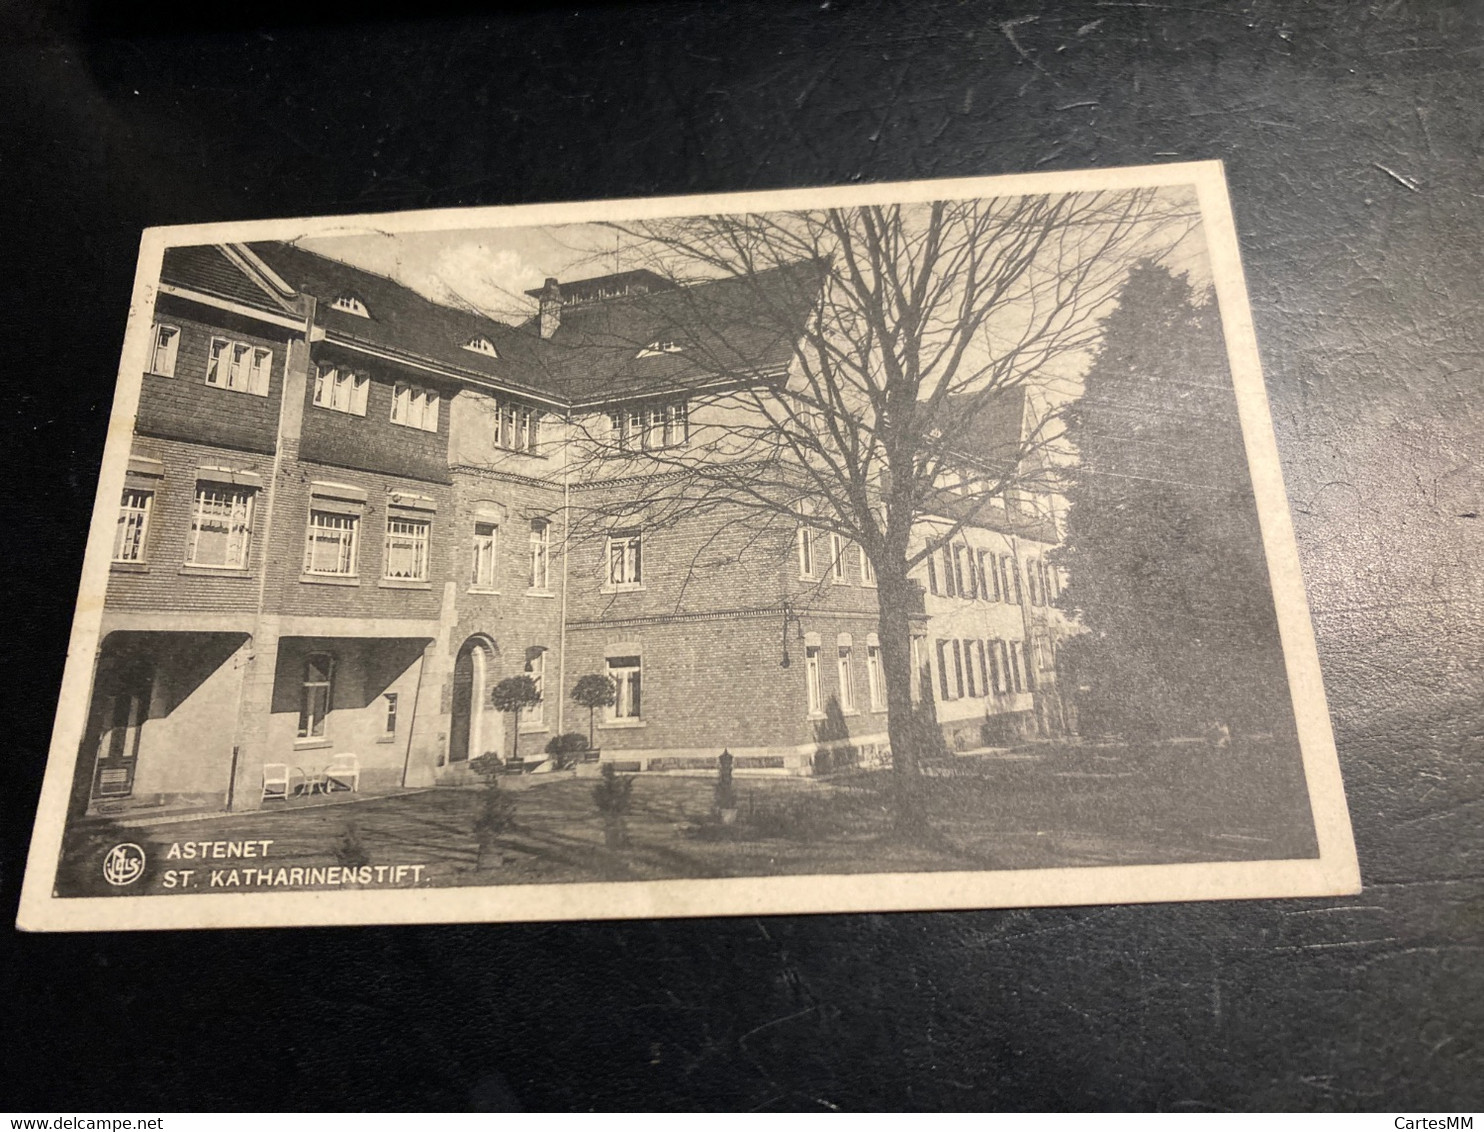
left=324, top=753, right=361, bottom=793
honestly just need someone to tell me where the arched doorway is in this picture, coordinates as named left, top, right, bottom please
left=449, top=637, right=497, bottom=765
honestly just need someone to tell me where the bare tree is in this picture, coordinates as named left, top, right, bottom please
left=508, top=190, right=1195, bottom=824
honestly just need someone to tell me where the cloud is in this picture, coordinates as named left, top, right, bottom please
left=413, top=243, right=546, bottom=322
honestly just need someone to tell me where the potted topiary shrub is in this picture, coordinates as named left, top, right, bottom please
left=489, top=674, right=542, bottom=768
left=571, top=673, right=617, bottom=749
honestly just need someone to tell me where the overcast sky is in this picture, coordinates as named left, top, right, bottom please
left=297, top=188, right=1215, bottom=407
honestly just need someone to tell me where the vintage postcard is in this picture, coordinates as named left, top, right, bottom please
left=17, top=161, right=1359, bottom=931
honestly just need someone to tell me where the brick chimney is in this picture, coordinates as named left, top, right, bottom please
left=537, top=277, right=562, bottom=339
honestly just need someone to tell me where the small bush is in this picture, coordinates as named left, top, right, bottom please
left=334, top=822, right=371, bottom=870
left=545, top=732, right=590, bottom=770
left=472, top=773, right=517, bottom=868
left=592, top=763, right=635, bottom=816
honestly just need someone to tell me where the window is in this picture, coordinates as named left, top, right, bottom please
left=313, top=365, right=369, bottom=415
left=837, top=638, right=855, bottom=712
left=606, top=530, right=643, bottom=589
left=935, top=640, right=953, bottom=701
left=528, top=520, right=550, bottom=590
left=663, top=402, right=688, bottom=447
left=304, top=511, right=359, bottom=576
left=978, top=549, right=999, bottom=601
left=1022, top=642, right=1037, bottom=691
left=390, top=382, right=440, bottom=432
left=952, top=640, right=966, bottom=699
left=867, top=640, right=885, bottom=710
left=471, top=522, right=498, bottom=589
left=297, top=654, right=333, bottom=740
left=805, top=645, right=822, bottom=715
left=522, top=650, right=546, bottom=728
left=987, top=639, right=1003, bottom=693
left=636, top=340, right=684, bottom=358
left=830, top=533, right=847, bottom=583
left=949, top=545, right=973, bottom=596
left=384, top=516, right=430, bottom=581
left=613, top=401, right=688, bottom=450
left=206, top=338, right=271, bottom=395
left=1002, top=555, right=1021, bottom=604
left=188, top=483, right=254, bottom=568
left=797, top=523, right=815, bottom=578
left=1026, top=557, right=1042, bottom=606
left=607, top=655, right=642, bottom=720
left=149, top=324, right=179, bottom=376
left=113, top=489, right=153, bottom=563
left=941, top=544, right=956, bottom=597
left=382, top=693, right=399, bottom=739
left=962, top=640, right=978, bottom=698
left=462, top=336, right=499, bottom=358
left=494, top=402, right=541, bottom=453
left=1009, top=640, right=1024, bottom=693
left=926, top=550, right=939, bottom=595
left=330, top=295, right=369, bottom=317
left=860, top=547, right=876, bottom=586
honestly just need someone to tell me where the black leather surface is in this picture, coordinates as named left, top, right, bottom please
left=2, top=0, right=1480, bottom=1111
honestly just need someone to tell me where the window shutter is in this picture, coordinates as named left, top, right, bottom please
left=926, top=550, right=939, bottom=595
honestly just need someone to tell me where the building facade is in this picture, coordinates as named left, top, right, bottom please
left=74, top=241, right=1074, bottom=817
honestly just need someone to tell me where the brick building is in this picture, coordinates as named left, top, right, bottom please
left=74, top=241, right=1073, bottom=816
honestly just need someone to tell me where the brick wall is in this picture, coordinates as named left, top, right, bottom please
left=296, top=346, right=453, bottom=484
left=136, top=303, right=289, bottom=456
left=263, top=457, right=454, bottom=624
left=105, top=437, right=272, bottom=613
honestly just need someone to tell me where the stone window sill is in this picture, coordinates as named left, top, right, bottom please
left=599, top=719, right=646, bottom=730
left=600, top=583, right=646, bottom=595
left=467, top=587, right=500, bottom=596
left=379, top=578, right=432, bottom=590
left=300, top=573, right=360, bottom=587
left=180, top=564, right=253, bottom=579
left=110, top=562, right=150, bottom=574
left=525, top=589, right=557, bottom=599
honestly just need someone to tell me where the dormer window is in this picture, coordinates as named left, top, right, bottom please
left=635, top=340, right=684, bottom=358
left=330, top=295, right=370, bottom=318
left=462, top=336, right=499, bottom=358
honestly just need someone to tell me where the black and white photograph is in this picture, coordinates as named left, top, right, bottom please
left=17, top=162, right=1357, bottom=931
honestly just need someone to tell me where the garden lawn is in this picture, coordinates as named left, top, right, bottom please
left=58, top=736, right=1318, bottom=896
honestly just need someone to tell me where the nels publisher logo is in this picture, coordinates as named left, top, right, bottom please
left=102, top=843, right=146, bottom=887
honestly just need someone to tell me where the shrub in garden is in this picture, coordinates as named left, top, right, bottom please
left=469, top=752, right=516, bottom=868
left=592, top=763, right=635, bottom=848
left=545, top=732, right=590, bottom=770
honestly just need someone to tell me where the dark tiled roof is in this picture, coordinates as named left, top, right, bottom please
left=940, top=386, right=1030, bottom=472
left=245, top=241, right=549, bottom=397
left=161, top=245, right=290, bottom=314
left=518, top=259, right=826, bottom=404
left=244, top=242, right=822, bottom=407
